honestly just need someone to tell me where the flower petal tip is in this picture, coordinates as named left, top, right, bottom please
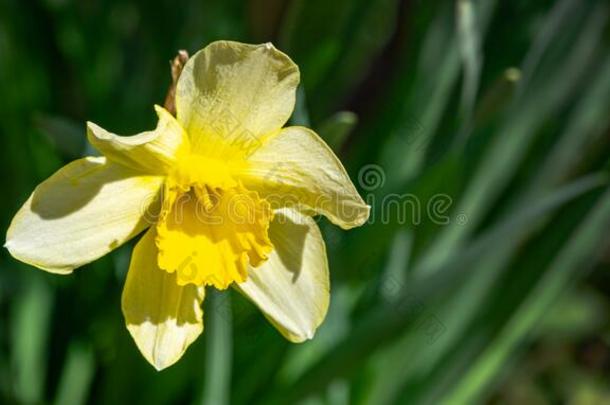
left=151, top=357, right=175, bottom=372
left=85, top=121, right=106, bottom=140
left=126, top=323, right=193, bottom=372
left=85, top=121, right=98, bottom=130
left=287, top=329, right=315, bottom=343
left=4, top=241, right=75, bottom=275
left=153, top=104, right=166, bottom=116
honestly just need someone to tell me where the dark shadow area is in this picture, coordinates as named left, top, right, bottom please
left=31, top=158, right=143, bottom=219
left=270, top=210, right=309, bottom=283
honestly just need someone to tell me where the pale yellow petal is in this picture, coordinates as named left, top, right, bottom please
left=241, top=126, right=370, bottom=229
left=236, top=208, right=329, bottom=342
left=122, top=228, right=204, bottom=370
left=87, top=105, right=188, bottom=174
left=5, top=157, right=162, bottom=273
left=175, top=40, right=299, bottom=158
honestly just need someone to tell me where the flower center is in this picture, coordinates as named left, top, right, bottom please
left=168, top=154, right=237, bottom=191
left=155, top=154, right=273, bottom=289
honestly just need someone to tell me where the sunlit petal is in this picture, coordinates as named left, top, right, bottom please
left=237, top=208, right=329, bottom=342
left=241, top=126, right=370, bottom=229
left=175, top=41, right=299, bottom=158
left=88, top=105, right=189, bottom=174
left=122, top=228, right=205, bottom=370
left=5, top=157, right=162, bottom=273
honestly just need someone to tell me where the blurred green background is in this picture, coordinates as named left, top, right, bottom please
left=1, top=0, right=610, bottom=403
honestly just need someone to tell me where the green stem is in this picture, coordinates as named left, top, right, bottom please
left=201, top=289, right=233, bottom=405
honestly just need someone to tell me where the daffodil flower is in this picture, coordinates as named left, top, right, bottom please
left=5, top=41, right=369, bottom=370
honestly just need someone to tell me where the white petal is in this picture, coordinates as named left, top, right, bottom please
left=87, top=105, right=188, bottom=174
left=5, top=157, right=162, bottom=273
left=175, top=41, right=299, bottom=158
left=241, top=126, right=370, bottom=229
left=237, top=208, right=329, bottom=342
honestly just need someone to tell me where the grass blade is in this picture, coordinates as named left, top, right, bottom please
left=10, top=274, right=53, bottom=404
left=415, top=3, right=607, bottom=276
left=455, top=0, right=482, bottom=143
left=271, top=173, right=605, bottom=402
left=53, top=343, right=95, bottom=405
left=442, top=185, right=610, bottom=403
